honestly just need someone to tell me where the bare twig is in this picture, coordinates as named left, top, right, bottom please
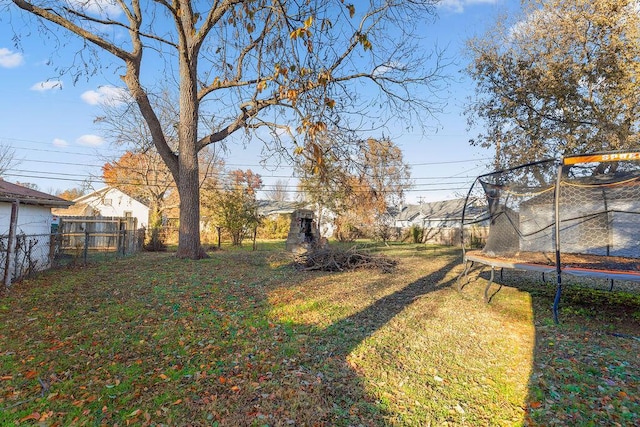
left=295, top=246, right=397, bottom=273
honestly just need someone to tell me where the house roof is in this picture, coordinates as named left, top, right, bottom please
left=73, top=186, right=150, bottom=207
left=52, top=202, right=98, bottom=217
left=396, top=198, right=486, bottom=222
left=256, top=200, right=304, bottom=216
left=0, top=179, right=73, bottom=207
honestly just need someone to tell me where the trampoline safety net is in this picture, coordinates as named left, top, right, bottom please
left=462, top=151, right=640, bottom=265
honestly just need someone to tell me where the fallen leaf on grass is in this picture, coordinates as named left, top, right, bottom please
left=530, top=401, right=542, bottom=409
left=19, top=412, right=40, bottom=422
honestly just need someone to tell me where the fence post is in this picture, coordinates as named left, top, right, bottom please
left=3, top=201, right=19, bottom=291
left=252, top=226, right=257, bottom=251
left=49, top=232, right=57, bottom=268
left=83, top=230, right=89, bottom=265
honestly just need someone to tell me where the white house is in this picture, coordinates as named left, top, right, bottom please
left=395, top=199, right=485, bottom=229
left=256, top=200, right=336, bottom=238
left=56, top=187, right=150, bottom=229
left=0, top=179, right=72, bottom=282
left=394, top=198, right=488, bottom=245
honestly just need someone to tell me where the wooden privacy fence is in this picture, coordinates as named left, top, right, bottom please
left=57, top=216, right=142, bottom=255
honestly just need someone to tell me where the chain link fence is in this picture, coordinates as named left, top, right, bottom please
left=1, top=226, right=144, bottom=290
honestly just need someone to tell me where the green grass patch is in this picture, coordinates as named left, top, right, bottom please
left=0, top=245, right=638, bottom=425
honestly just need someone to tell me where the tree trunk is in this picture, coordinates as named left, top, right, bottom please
left=174, top=114, right=204, bottom=258
left=175, top=166, right=203, bottom=258
left=175, top=47, right=205, bottom=259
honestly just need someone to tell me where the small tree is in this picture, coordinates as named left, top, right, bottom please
left=0, top=144, right=20, bottom=177
left=266, top=179, right=290, bottom=202
left=204, top=170, right=263, bottom=246
left=56, top=186, right=88, bottom=201
left=257, top=214, right=290, bottom=240
left=298, top=135, right=411, bottom=238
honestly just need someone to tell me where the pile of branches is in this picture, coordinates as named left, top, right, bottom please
left=295, top=246, right=398, bottom=273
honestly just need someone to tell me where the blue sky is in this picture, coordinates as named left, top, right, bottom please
left=0, top=0, right=517, bottom=202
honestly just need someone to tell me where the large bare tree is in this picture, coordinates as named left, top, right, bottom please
left=9, top=0, right=445, bottom=258
left=265, top=179, right=290, bottom=202
left=466, top=0, right=640, bottom=169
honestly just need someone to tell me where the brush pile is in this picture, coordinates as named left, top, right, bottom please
left=295, top=246, right=398, bottom=273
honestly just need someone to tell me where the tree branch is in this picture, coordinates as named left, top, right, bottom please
left=12, top=0, right=134, bottom=62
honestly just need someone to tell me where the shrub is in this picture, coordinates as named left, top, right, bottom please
left=258, top=214, right=290, bottom=239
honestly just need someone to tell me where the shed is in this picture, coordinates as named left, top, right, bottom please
left=0, top=179, right=72, bottom=283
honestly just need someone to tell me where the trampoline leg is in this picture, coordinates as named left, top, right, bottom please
left=484, top=267, right=495, bottom=303
left=609, top=279, right=614, bottom=292
left=553, top=283, right=562, bottom=324
left=456, top=260, right=473, bottom=291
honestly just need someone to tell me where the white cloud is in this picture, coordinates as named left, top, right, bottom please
left=81, top=85, right=130, bottom=106
left=66, top=0, right=122, bottom=18
left=76, top=134, right=105, bottom=147
left=0, top=48, right=25, bottom=68
left=52, top=138, right=69, bottom=148
left=30, top=80, right=64, bottom=92
left=438, top=0, right=498, bottom=14
left=373, top=61, right=405, bottom=77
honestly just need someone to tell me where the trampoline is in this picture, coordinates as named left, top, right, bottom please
left=457, top=150, right=640, bottom=322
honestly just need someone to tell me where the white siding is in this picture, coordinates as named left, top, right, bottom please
left=0, top=203, right=53, bottom=236
left=0, top=202, right=54, bottom=278
left=81, top=188, right=149, bottom=228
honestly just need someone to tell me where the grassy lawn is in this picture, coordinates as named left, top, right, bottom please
left=0, top=243, right=638, bottom=426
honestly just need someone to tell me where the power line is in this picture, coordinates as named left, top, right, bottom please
left=5, top=136, right=492, bottom=170
left=8, top=165, right=474, bottom=185
left=5, top=167, right=474, bottom=187
left=2, top=171, right=471, bottom=194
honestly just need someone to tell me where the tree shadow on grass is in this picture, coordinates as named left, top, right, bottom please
left=317, top=256, right=462, bottom=358
left=274, top=256, right=463, bottom=426
left=469, top=268, right=640, bottom=426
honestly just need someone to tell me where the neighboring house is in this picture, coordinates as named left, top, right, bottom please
left=54, top=187, right=150, bottom=229
left=519, top=183, right=640, bottom=258
left=394, top=198, right=488, bottom=245
left=395, top=199, right=464, bottom=228
left=0, top=179, right=72, bottom=282
left=256, top=200, right=337, bottom=238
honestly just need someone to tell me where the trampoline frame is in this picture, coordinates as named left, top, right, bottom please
left=457, top=150, right=640, bottom=323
